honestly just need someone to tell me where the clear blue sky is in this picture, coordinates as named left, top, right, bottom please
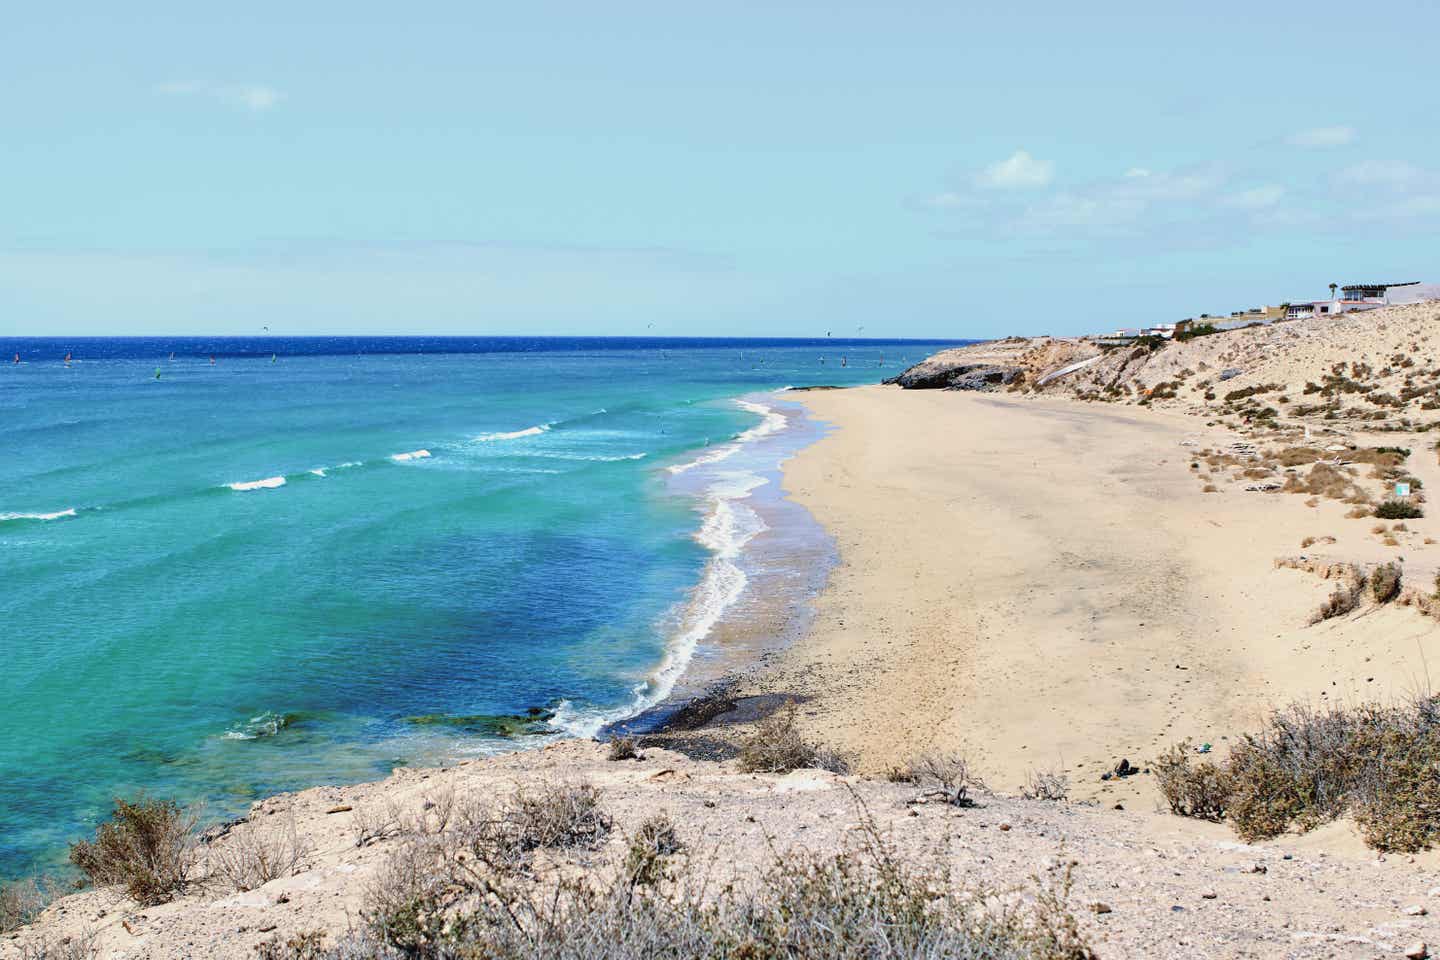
left=3, top=2, right=1437, bottom=338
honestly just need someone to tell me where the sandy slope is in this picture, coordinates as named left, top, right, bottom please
left=767, top=386, right=1440, bottom=812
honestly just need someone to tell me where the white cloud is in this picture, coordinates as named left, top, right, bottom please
left=156, top=82, right=285, bottom=112
left=1287, top=125, right=1356, bottom=148
left=976, top=149, right=1053, bottom=189
left=1123, top=167, right=1151, bottom=179
left=1223, top=185, right=1285, bottom=209
left=1337, top=160, right=1426, bottom=188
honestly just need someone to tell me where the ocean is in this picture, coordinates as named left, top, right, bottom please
left=0, top=335, right=964, bottom=877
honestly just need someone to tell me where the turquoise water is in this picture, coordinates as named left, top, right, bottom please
left=0, top=337, right=959, bottom=877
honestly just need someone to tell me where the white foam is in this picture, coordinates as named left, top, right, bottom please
left=0, top=508, right=77, bottom=522
left=309, top=468, right=327, bottom=477
left=531, top=452, right=647, bottom=463
left=668, top=399, right=788, bottom=475
left=389, top=449, right=432, bottom=462
left=226, top=476, right=286, bottom=492
left=551, top=468, right=770, bottom=739
left=474, top=423, right=551, bottom=442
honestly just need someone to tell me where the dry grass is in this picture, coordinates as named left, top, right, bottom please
left=335, top=794, right=1094, bottom=960
left=1309, top=570, right=1366, bottom=624
left=1021, top=768, right=1070, bottom=802
left=68, top=796, right=198, bottom=906
left=14, top=929, right=99, bottom=960
left=902, top=752, right=986, bottom=807
left=622, top=813, right=684, bottom=888
left=606, top=736, right=640, bottom=761
left=737, top=702, right=848, bottom=775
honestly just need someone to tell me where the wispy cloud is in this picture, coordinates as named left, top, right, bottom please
left=1223, top=185, right=1285, bottom=209
left=156, top=82, right=285, bottom=112
left=976, top=149, right=1053, bottom=189
left=1287, top=125, right=1356, bottom=148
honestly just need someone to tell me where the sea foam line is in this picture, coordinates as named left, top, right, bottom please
left=389, top=449, right=432, bottom=462
left=667, top=399, right=788, bottom=475
left=226, top=476, right=286, bottom=492
left=0, top=508, right=78, bottom=522
left=474, top=423, right=552, bottom=442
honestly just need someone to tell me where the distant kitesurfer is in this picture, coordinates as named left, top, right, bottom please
left=64, top=352, right=71, bottom=365
left=210, top=355, right=216, bottom=365
left=12, top=353, right=18, bottom=364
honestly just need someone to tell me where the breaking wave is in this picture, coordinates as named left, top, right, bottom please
left=226, top=476, right=286, bottom=492
left=0, top=508, right=77, bottom=523
left=474, top=423, right=552, bottom=442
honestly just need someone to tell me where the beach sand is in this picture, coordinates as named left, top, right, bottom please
left=766, top=385, right=1440, bottom=806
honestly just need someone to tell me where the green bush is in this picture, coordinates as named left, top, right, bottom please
left=1370, top=562, right=1402, bottom=603
left=68, top=796, right=197, bottom=905
left=1375, top=500, right=1423, bottom=519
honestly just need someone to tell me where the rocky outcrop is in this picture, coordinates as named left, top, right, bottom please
left=886, top=362, right=1021, bottom=391
left=886, top=337, right=1100, bottom=391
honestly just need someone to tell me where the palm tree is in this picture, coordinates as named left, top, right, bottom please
left=1329, top=282, right=1338, bottom=301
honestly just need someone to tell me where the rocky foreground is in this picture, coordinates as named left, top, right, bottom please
left=7, top=740, right=1440, bottom=959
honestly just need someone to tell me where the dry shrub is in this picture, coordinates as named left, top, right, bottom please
left=1376, top=499, right=1424, bottom=519
left=1, top=878, right=46, bottom=932
left=737, top=702, right=847, bottom=774
left=1371, top=563, right=1402, bottom=603
left=606, top=736, right=639, bottom=761
left=904, top=752, right=985, bottom=807
left=623, top=814, right=684, bottom=888
left=257, top=930, right=327, bottom=960
left=1371, top=523, right=1389, bottom=535
left=208, top=814, right=310, bottom=892
left=1309, top=569, right=1366, bottom=624
left=68, top=796, right=197, bottom=905
left=1162, top=697, right=1440, bottom=852
left=15, top=930, right=99, bottom=960
left=343, top=807, right=1094, bottom=960
left=1153, top=742, right=1230, bottom=821
left=1202, top=483, right=1219, bottom=493
left=1021, top=768, right=1070, bottom=802
left=352, top=799, right=405, bottom=848
left=1346, top=505, right=1372, bottom=518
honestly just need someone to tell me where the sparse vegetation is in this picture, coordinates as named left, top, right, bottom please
left=68, top=796, right=198, bottom=905
left=902, top=752, right=985, bottom=807
left=737, top=702, right=847, bottom=774
left=1022, top=768, right=1070, bottom=802
left=343, top=799, right=1093, bottom=960
left=208, top=815, right=310, bottom=893
left=1, top=878, right=46, bottom=932
left=1309, top=569, right=1366, bottom=624
left=622, top=813, right=684, bottom=888
left=606, top=735, right=639, bottom=761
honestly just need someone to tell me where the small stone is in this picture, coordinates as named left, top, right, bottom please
left=1201, top=890, right=1217, bottom=900
left=1245, top=862, right=1268, bottom=874
left=1090, top=902, right=1112, bottom=915
left=1404, top=941, right=1428, bottom=960
left=1405, top=905, right=1429, bottom=917
left=998, top=822, right=1012, bottom=832
left=1113, top=803, right=1124, bottom=811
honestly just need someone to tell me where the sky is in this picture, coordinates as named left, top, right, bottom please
left=2, top=2, right=1438, bottom=339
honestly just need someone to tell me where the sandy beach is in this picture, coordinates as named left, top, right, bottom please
left=768, top=384, right=1440, bottom=808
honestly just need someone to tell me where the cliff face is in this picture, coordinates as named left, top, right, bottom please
left=892, top=301, right=1440, bottom=428
left=885, top=337, right=1099, bottom=391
